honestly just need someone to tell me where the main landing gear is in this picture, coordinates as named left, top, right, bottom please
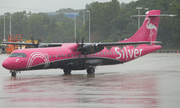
left=63, top=69, right=71, bottom=75
left=63, top=67, right=95, bottom=75
left=87, top=67, right=95, bottom=74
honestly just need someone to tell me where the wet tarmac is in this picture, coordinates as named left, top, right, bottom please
left=0, top=53, right=180, bottom=108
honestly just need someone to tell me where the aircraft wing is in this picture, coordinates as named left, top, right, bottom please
left=97, top=41, right=151, bottom=46
left=2, top=42, right=62, bottom=48
left=2, top=42, right=34, bottom=45
left=78, top=41, right=161, bottom=54
left=93, top=41, right=161, bottom=50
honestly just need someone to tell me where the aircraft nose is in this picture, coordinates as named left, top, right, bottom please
left=2, top=60, right=11, bottom=70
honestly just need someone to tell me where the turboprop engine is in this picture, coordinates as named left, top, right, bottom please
left=78, top=43, right=104, bottom=54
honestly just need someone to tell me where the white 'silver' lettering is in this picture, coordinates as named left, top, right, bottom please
left=115, top=47, right=143, bottom=60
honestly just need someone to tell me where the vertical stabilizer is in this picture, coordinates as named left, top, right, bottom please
left=121, top=10, right=161, bottom=43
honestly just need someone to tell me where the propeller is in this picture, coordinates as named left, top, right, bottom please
left=30, top=34, right=42, bottom=48
left=30, top=34, right=35, bottom=47
left=77, top=37, right=85, bottom=55
left=29, top=35, right=61, bottom=48
left=36, top=38, right=42, bottom=48
left=76, top=37, right=90, bottom=68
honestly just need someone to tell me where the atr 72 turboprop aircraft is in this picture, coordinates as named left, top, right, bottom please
left=2, top=10, right=175, bottom=76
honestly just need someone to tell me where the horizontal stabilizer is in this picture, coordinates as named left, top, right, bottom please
left=131, top=14, right=177, bottom=17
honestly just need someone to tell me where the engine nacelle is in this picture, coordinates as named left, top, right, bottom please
left=82, top=44, right=104, bottom=54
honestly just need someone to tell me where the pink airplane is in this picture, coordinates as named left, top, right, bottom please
left=2, top=10, right=173, bottom=76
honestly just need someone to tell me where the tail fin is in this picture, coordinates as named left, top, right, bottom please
left=121, top=10, right=161, bottom=42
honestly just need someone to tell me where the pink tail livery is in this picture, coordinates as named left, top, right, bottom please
left=121, top=10, right=161, bottom=43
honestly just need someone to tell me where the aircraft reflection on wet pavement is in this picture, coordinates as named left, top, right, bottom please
left=3, top=72, right=158, bottom=108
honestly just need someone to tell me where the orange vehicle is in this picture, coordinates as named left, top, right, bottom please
left=6, top=34, right=23, bottom=53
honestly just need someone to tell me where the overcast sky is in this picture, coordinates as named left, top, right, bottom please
left=0, top=0, right=137, bottom=15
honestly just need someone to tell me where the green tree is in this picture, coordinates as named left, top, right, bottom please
left=46, top=36, right=51, bottom=43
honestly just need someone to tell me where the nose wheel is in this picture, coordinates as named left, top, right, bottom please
left=87, top=67, right=95, bottom=74
left=10, top=70, right=17, bottom=77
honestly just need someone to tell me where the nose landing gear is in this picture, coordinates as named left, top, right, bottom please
left=11, top=72, right=16, bottom=76
left=10, top=70, right=20, bottom=77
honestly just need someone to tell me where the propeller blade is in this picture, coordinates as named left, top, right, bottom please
left=76, top=39, right=80, bottom=47
left=30, top=34, right=42, bottom=48
left=30, top=34, right=36, bottom=48
left=81, top=37, right=85, bottom=55
left=36, top=38, right=42, bottom=48
left=76, top=37, right=88, bottom=67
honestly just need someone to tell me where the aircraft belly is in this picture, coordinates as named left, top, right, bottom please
left=16, top=57, right=123, bottom=71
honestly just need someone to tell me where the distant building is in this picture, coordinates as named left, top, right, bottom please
left=42, top=12, right=79, bottom=18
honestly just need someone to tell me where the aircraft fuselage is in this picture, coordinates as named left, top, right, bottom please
left=2, top=43, right=161, bottom=71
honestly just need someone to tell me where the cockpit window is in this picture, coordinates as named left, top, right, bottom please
left=9, top=53, right=27, bottom=57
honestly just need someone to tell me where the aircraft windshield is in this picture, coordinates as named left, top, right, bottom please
left=9, top=53, right=27, bottom=57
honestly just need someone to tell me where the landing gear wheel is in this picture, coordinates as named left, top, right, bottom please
left=11, top=71, right=16, bottom=77
left=87, top=67, right=95, bottom=74
left=63, top=69, right=71, bottom=75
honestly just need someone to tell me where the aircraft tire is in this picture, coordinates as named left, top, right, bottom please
left=11, top=71, right=16, bottom=77
left=87, top=67, right=95, bottom=74
left=63, top=69, right=71, bottom=75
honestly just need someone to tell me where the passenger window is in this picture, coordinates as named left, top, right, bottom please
left=75, top=54, right=77, bottom=56
left=72, top=54, right=73, bottom=57
left=113, top=52, right=115, bottom=54
left=110, top=52, right=112, bottom=54
left=68, top=54, right=70, bottom=57
left=59, top=55, right=60, bottom=57
left=65, top=54, right=67, bottom=57
left=62, top=55, right=64, bottom=57
left=55, top=55, right=57, bottom=58
left=49, top=55, right=51, bottom=58
left=101, top=52, right=103, bottom=55
left=52, top=55, right=54, bottom=58
left=94, top=53, right=96, bottom=55
left=104, top=52, right=106, bottom=55
left=107, top=52, right=109, bottom=55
